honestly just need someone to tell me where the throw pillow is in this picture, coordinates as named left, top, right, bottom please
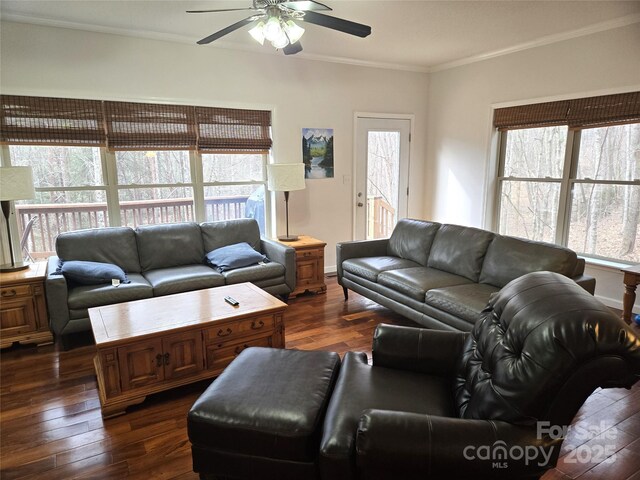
left=205, top=242, right=268, bottom=272
left=56, top=260, right=130, bottom=285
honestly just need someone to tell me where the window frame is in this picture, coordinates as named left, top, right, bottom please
left=494, top=125, right=640, bottom=264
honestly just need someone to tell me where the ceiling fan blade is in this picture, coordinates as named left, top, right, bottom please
left=281, top=1, right=332, bottom=11
left=187, top=8, right=258, bottom=14
left=301, top=11, right=371, bottom=38
left=197, top=17, right=256, bottom=45
left=283, top=41, right=303, bottom=55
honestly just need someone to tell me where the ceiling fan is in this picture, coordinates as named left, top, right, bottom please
left=187, top=0, right=371, bottom=55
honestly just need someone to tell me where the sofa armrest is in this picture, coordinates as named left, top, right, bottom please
left=573, top=274, right=596, bottom=295
left=336, top=239, right=389, bottom=284
left=356, top=410, right=561, bottom=480
left=372, top=324, right=468, bottom=376
left=45, top=256, right=70, bottom=336
left=260, top=237, right=296, bottom=292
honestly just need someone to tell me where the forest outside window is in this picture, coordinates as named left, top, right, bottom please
left=496, top=120, right=639, bottom=264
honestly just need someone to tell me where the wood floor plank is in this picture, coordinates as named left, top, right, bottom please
left=0, top=276, right=638, bottom=479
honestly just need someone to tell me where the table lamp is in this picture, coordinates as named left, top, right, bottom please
left=267, top=163, right=305, bottom=241
left=0, top=166, right=35, bottom=272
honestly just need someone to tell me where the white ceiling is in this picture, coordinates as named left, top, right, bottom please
left=2, top=0, right=639, bottom=72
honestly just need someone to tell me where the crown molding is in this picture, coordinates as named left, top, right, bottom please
left=3, top=10, right=638, bottom=75
left=429, top=13, right=640, bottom=73
left=0, top=13, right=430, bottom=74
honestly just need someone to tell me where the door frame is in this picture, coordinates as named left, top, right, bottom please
left=352, top=112, right=415, bottom=240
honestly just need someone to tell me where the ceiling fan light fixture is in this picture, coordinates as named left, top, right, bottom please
left=271, top=30, right=290, bottom=49
left=284, top=20, right=305, bottom=44
left=263, top=16, right=283, bottom=42
left=248, top=21, right=266, bottom=45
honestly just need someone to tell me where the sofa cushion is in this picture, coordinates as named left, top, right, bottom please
left=387, top=219, right=440, bottom=266
left=425, top=283, right=499, bottom=323
left=201, top=219, right=261, bottom=253
left=56, top=227, right=141, bottom=273
left=320, top=351, right=455, bottom=477
left=479, top=235, right=578, bottom=287
left=144, top=265, right=225, bottom=297
left=378, top=267, right=472, bottom=302
left=67, top=273, right=153, bottom=310
left=342, top=257, right=421, bottom=282
left=223, top=262, right=285, bottom=285
left=136, top=222, right=204, bottom=271
left=428, top=224, right=494, bottom=282
left=57, top=260, right=130, bottom=285
left=205, top=242, right=268, bottom=272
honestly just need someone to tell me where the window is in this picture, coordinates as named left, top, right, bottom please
left=494, top=93, right=640, bottom=263
left=0, top=95, right=272, bottom=260
left=116, top=150, right=194, bottom=227
left=202, top=153, right=266, bottom=232
left=9, top=145, right=108, bottom=257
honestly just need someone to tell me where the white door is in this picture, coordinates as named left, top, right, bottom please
left=354, top=117, right=411, bottom=240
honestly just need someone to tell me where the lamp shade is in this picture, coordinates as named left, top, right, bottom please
left=0, top=167, right=35, bottom=201
left=267, top=163, right=306, bottom=192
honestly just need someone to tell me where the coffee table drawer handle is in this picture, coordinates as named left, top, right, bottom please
left=155, top=353, right=163, bottom=367
left=1, top=289, right=16, bottom=298
left=251, top=320, right=264, bottom=330
left=234, top=344, right=249, bottom=355
left=163, top=352, right=170, bottom=365
left=217, top=328, right=233, bottom=337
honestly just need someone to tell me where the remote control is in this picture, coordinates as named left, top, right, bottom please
left=224, top=296, right=240, bottom=306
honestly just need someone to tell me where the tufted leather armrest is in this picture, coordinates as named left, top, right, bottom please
left=372, top=324, right=468, bottom=377
left=356, top=410, right=561, bottom=480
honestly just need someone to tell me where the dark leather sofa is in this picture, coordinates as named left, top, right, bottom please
left=337, top=218, right=595, bottom=331
left=319, top=272, right=640, bottom=479
left=45, top=219, right=295, bottom=346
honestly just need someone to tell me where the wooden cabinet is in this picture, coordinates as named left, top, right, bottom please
left=279, top=236, right=327, bottom=298
left=0, top=262, right=53, bottom=349
left=117, top=331, right=205, bottom=391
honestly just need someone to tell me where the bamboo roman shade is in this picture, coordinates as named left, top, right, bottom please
left=196, top=107, right=272, bottom=153
left=0, top=95, right=272, bottom=153
left=104, top=101, right=197, bottom=151
left=494, top=91, right=640, bottom=131
left=0, top=95, right=106, bottom=146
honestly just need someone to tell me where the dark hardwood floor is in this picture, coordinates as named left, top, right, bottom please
left=1, top=276, right=639, bottom=479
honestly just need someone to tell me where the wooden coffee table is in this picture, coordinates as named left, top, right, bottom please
left=89, top=282, right=287, bottom=418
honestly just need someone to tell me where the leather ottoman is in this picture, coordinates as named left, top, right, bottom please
left=188, top=347, right=341, bottom=480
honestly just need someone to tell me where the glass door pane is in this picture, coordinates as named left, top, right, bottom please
left=366, top=131, right=400, bottom=239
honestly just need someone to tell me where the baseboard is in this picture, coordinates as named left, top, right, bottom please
left=597, top=295, right=622, bottom=311
left=325, top=265, right=337, bottom=275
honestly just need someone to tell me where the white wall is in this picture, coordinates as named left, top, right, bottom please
left=425, top=23, right=640, bottom=310
left=0, top=21, right=429, bottom=270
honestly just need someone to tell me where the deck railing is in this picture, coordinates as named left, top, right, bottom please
left=16, top=196, right=249, bottom=260
left=367, top=196, right=396, bottom=239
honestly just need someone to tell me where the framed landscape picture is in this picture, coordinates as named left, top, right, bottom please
left=302, top=128, right=334, bottom=179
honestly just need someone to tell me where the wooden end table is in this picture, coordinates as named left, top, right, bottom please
left=0, top=262, right=53, bottom=349
left=621, top=264, right=640, bottom=325
left=89, top=282, right=287, bottom=418
left=279, top=235, right=327, bottom=298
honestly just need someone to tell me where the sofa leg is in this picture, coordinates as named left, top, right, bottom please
left=343, top=287, right=348, bottom=301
